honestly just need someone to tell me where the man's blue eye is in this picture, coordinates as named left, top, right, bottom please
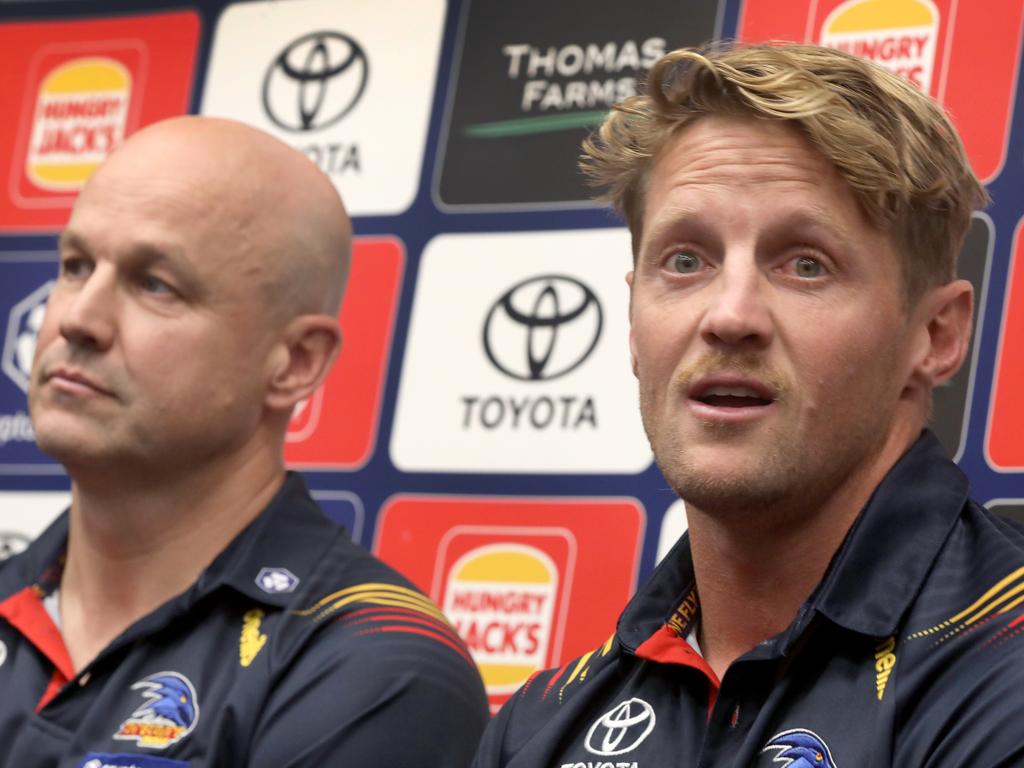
left=143, top=275, right=173, bottom=294
left=794, top=256, right=824, bottom=278
left=672, top=252, right=701, bottom=274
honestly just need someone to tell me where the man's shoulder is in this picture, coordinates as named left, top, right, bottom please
left=906, top=498, right=1024, bottom=637
left=269, top=535, right=481, bottom=681
left=480, top=634, right=627, bottom=758
left=896, top=501, right=1024, bottom=731
left=894, top=504, right=1024, bottom=764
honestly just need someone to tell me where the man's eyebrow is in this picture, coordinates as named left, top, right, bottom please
left=639, top=206, right=699, bottom=257
left=57, top=229, right=89, bottom=254
left=59, top=230, right=187, bottom=266
left=119, top=241, right=187, bottom=268
left=56, top=231, right=201, bottom=291
left=640, top=204, right=860, bottom=254
left=772, top=206, right=859, bottom=251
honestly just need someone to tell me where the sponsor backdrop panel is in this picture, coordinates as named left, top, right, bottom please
left=200, top=0, right=445, bottom=216
left=435, top=0, right=725, bottom=208
left=987, top=217, right=1024, bottom=471
left=0, top=12, right=200, bottom=231
left=0, top=251, right=63, bottom=474
left=933, top=214, right=994, bottom=461
left=657, top=500, right=689, bottom=564
left=0, top=491, right=70, bottom=559
left=374, top=494, right=644, bottom=711
left=0, top=0, right=1022, bottom=699
left=284, top=237, right=403, bottom=471
left=391, top=228, right=650, bottom=474
left=738, top=0, right=1024, bottom=182
left=989, top=500, right=1024, bottom=524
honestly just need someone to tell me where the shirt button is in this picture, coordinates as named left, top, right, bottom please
left=79, top=672, right=91, bottom=686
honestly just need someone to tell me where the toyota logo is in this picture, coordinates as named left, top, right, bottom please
left=483, top=274, right=603, bottom=382
left=585, top=698, right=656, bottom=756
left=262, top=31, right=369, bottom=132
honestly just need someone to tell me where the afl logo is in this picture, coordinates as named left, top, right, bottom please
left=262, top=31, right=369, bottom=132
left=483, top=275, right=602, bottom=382
left=0, top=532, right=31, bottom=561
left=585, top=697, right=656, bottom=756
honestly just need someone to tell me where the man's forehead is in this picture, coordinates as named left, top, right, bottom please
left=639, top=116, right=867, bottom=243
left=649, top=117, right=835, bottom=196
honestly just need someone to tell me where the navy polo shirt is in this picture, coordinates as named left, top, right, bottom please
left=0, top=473, right=489, bottom=768
left=472, top=432, right=1024, bottom=767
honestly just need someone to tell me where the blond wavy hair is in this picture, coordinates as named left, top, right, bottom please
left=581, top=42, right=987, bottom=302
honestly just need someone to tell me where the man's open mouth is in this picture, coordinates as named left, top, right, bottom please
left=689, top=380, right=777, bottom=409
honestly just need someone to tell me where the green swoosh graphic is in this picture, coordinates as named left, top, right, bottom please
left=464, top=110, right=609, bottom=138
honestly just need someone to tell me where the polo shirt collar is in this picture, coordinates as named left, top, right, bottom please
left=617, top=430, right=968, bottom=652
left=0, top=512, right=68, bottom=601
left=196, top=471, right=345, bottom=607
left=617, top=523, right=698, bottom=653
left=810, top=430, right=968, bottom=636
left=0, top=472, right=344, bottom=610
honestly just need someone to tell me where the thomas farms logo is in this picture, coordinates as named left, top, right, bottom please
left=435, top=0, right=722, bottom=207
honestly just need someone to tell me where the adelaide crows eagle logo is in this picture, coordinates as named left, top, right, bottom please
left=763, top=729, right=838, bottom=767
left=113, top=671, right=199, bottom=749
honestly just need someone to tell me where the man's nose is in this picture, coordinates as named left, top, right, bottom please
left=698, top=256, right=774, bottom=349
left=58, top=267, right=117, bottom=351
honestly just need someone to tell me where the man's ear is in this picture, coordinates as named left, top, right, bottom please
left=909, top=278, right=973, bottom=390
left=264, top=314, right=342, bottom=412
left=626, top=270, right=639, bottom=378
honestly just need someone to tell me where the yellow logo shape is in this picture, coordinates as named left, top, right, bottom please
left=27, top=57, right=132, bottom=191
left=240, top=608, right=268, bottom=667
left=820, top=0, right=940, bottom=92
left=444, top=543, right=559, bottom=698
left=874, top=635, right=897, bottom=700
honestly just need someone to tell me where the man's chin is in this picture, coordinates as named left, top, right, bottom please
left=671, top=474, right=793, bottom=516
left=653, top=448, right=796, bottom=516
left=32, top=420, right=115, bottom=469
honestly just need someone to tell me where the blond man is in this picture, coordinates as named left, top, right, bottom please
left=471, top=43, right=1019, bottom=767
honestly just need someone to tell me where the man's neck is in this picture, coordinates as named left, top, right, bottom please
left=689, top=425, right=920, bottom=681
left=57, top=443, right=286, bottom=673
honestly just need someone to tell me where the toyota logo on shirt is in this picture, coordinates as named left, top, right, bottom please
left=262, top=30, right=369, bottom=132
left=584, top=697, right=657, bottom=756
left=482, top=274, right=603, bottom=382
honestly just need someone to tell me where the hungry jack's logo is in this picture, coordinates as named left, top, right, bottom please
left=739, top=0, right=1024, bottom=181
left=0, top=13, right=199, bottom=231
left=442, top=543, right=561, bottom=700
left=26, top=57, right=132, bottom=192
left=374, top=494, right=644, bottom=712
left=819, top=0, right=939, bottom=91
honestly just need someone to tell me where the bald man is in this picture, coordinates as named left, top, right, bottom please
left=0, top=117, right=488, bottom=767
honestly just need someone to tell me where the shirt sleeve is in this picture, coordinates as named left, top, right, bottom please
left=897, top=649, right=1024, bottom=767
left=247, top=619, right=489, bottom=768
left=470, top=688, right=519, bottom=768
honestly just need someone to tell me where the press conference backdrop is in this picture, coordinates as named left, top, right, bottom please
left=1, top=0, right=1023, bottom=712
